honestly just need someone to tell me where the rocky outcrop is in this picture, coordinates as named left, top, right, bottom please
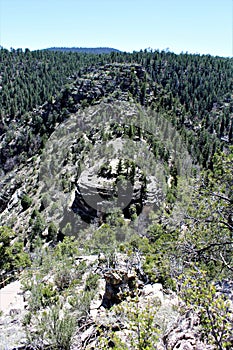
left=75, top=253, right=178, bottom=349
left=100, top=252, right=147, bottom=308
left=71, top=158, right=146, bottom=223
left=163, top=311, right=213, bottom=350
left=1, top=254, right=232, bottom=350
left=77, top=255, right=233, bottom=350
left=0, top=100, right=164, bottom=240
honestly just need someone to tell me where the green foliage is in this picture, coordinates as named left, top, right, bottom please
left=179, top=268, right=232, bottom=349
left=53, top=236, right=80, bottom=260
left=134, top=150, right=233, bottom=292
left=1, top=47, right=232, bottom=174
left=28, top=281, right=59, bottom=311
left=124, top=228, right=177, bottom=289
left=21, top=194, right=32, bottom=210
left=21, top=238, right=93, bottom=347
left=98, top=296, right=161, bottom=349
left=0, top=226, right=14, bottom=247
left=26, top=303, right=76, bottom=350
left=176, top=150, right=233, bottom=278
left=70, top=289, right=97, bottom=320
left=53, top=259, right=83, bottom=291
left=86, top=224, right=116, bottom=254
left=1, top=48, right=233, bottom=349
left=47, top=221, right=58, bottom=242
left=29, top=209, right=46, bottom=243
left=85, top=272, right=100, bottom=291
left=0, top=226, right=30, bottom=282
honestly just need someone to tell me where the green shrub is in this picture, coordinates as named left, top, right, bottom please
left=98, top=296, right=161, bottom=349
left=21, top=194, right=33, bottom=210
left=28, top=281, right=59, bottom=311
left=26, top=303, right=75, bottom=350
left=0, top=226, right=31, bottom=282
left=85, top=272, right=99, bottom=291
left=29, top=210, right=46, bottom=242
left=86, top=224, right=116, bottom=254
left=54, top=236, right=79, bottom=260
left=179, top=268, right=232, bottom=349
left=47, top=221, right=58, bottom=242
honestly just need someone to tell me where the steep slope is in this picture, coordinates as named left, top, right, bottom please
left=0, top=64, right=183, bottom=245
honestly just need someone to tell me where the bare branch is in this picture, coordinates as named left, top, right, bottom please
left=219, top=252, right=233, bottom=272
left=210, top=192, right=232, bottom=204
left=196, top=241, right=233, bottom=255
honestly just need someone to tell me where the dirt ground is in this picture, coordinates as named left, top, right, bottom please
left=0, top=280, right=24, bottom=314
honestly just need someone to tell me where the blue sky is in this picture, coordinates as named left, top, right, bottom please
left=0, top=0, right=232, bottom=57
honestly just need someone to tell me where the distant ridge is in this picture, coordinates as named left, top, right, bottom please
left=45, top=47, right=121, bottom=54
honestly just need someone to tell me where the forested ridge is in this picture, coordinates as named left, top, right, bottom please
left=0, top=47, right=233, bottom=349
left=0, top=48, right=232, bottom=172
left=45, top=47, right=121, bottom=54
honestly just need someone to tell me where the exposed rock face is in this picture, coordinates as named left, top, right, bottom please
left=163, top=311, right=213, bottom=350
left=67, top=63, right=149, bottom=107
left=76, top=253, right=178, bottom=349
left=0, top=156, right=40, bottom=237
left=215, top=279, right=233, bottom=303
left=100, top=253, right=147, bottom=308
left=71, top=157, right=146, bottom=223
left=102, top=269, right=138, bottom=308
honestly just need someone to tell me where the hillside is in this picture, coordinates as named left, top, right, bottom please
left=0, top=48, right=232, bottom=349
